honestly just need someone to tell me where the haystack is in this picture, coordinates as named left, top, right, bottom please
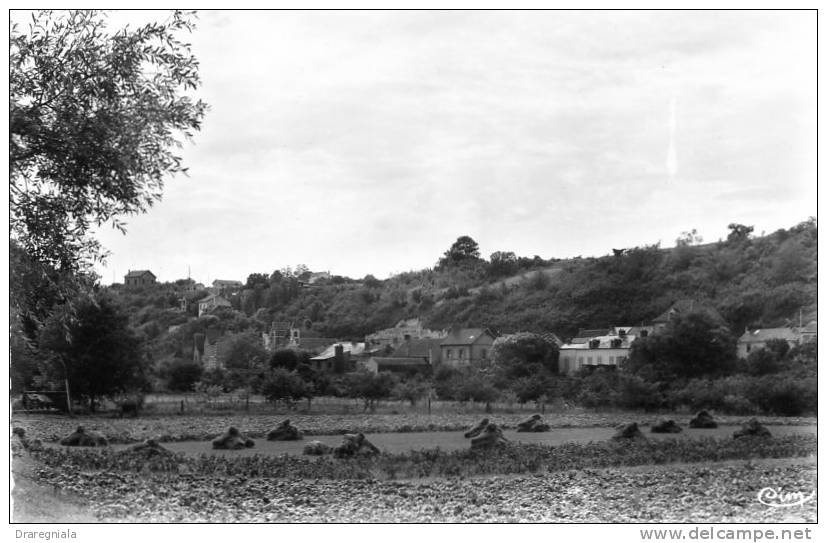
left=212, top=426, right=255, bottom=450
left=303, top=440, right=333, bottom=455
left=611, top=422, right=646, bottom=441
left=267, top=419, right=303, bottom=441
left=464, top=418, right=490, bottom=439
left=516, top=414, right=550, bottom=432
left=60, top=426, right=109, bottom=447
left=333, top=433, right=380, bottom=458
left=470, top=423, right=510, bottom=450
left=733, top=418, right=772, bottom=439
left=651, top=419, right=683, bottom=433
left=689, top=410, right=718, bottom=429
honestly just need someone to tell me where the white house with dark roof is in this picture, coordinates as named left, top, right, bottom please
left=559, top=328, right=638, bottom=375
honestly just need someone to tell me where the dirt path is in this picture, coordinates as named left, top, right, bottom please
left=11, top=454, right=98, bottom=523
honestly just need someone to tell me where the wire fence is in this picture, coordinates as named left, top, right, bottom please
left=138, top=393, right=568, bottom=416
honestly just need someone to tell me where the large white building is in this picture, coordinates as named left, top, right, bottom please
left=558, top=326, right=650, bottom=375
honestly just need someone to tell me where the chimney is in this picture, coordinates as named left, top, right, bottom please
left=334, top=344, right=345, bottom=373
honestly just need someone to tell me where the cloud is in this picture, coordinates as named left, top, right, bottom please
left=92, top=10, right=815, bottom=283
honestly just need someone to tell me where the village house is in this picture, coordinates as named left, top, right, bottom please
left=559, top=327, right=640, bottom=375
left=365, top=318, right=446, bottom=350
left=261, top=321, right=338, bottom=355
left=736, top=321, right=817, bottom=358
left=124, top=269, right=156, bottom=287
left=211, top=279, right=243, bottom=294
left=361, top=336, right=443, bottom=374
left=309, top=342, right=366, bottom=372
left=197, top=293, right=232, bottom=317
left=440, top=328, right=497, bottom=368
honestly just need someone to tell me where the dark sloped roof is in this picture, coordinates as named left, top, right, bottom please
left=125, top=270, right=155, bottom=278
left=391, top=338, right=442, bottom=357
left=576, top=328, right=607, bottom=338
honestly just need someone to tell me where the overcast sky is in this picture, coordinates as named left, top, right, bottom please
left=90, top=10, right=815, bottom=284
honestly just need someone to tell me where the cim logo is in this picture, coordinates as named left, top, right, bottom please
left=757, top=487, right=815, bottom=508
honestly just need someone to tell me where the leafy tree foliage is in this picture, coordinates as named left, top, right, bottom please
left=492, top=332, right=559, bottom=381
left=438, top=235, right=481, bottom=267
left=10, top=10, right=207, bottom=271
left=489, top=251, right=518, bottom=277
left=162, top=358, right=203, bottom=391
left=261, top=368, right=310, bottom=406
left=38, top=294, right=148, bottom=410
left=341, top=370, right=396, bottom=411
left=626, top=311, right=737, bottom=381
left=727, top=223, right=754, bottom=243
left=269, top=348, right=300, bottom=371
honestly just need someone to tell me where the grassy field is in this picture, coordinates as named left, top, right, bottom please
left=11, top=410, right=816, bottom=444
left=11, top=409, right=818, bottom=523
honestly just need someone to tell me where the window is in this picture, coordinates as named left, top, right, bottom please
left=446, top=349, right=452, bottom=359
left=597, top=356, right=603, bottom=364
left=481, top=349, right=487, bottom=359
left=609, top=356, right=614, bottom=364
left=578, top=356, right=584, bottom=364
left=587, top=356, right=593, bottom=364
left=459, top=349, right=464, bottom=359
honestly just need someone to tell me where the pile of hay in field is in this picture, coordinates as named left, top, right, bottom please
left=267, top=419, right=303, bottom=441
left=733, top=419, right=772, bottom=439
left=689, top=410, right=718, bottom=429
left=212, top=427, right=255, bottom=450
left=60, top=426, right=108, bottom=447
left=333, top=433, right=380, bottom=458
left=516, top=414, right=550, bottom=432
left=303, top=440, right=332, bottom=456
left=463, top=418, right=489, bottom=439
left=612, top=422, right=646, bottom=441
left=470, top=423, right=510, bottom=450
left=651, top=419, right=683, bottom=433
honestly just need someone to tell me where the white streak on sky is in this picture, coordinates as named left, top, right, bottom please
left=666, top=95, right=678, bottom=180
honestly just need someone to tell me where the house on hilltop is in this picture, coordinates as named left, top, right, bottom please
left=212, top=279, right=243, bottom=294
left=440, top=328, right=497, bottom=368
left=124, top=270, right=156, bottom=287
left=198, top=293, right=232, bottom=317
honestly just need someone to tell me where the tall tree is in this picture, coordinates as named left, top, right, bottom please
left=439, top=235, right=481, bottom=267
left=38, top=294, right=148, bottom=411
left=10, top=10, right=207, bottom=395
